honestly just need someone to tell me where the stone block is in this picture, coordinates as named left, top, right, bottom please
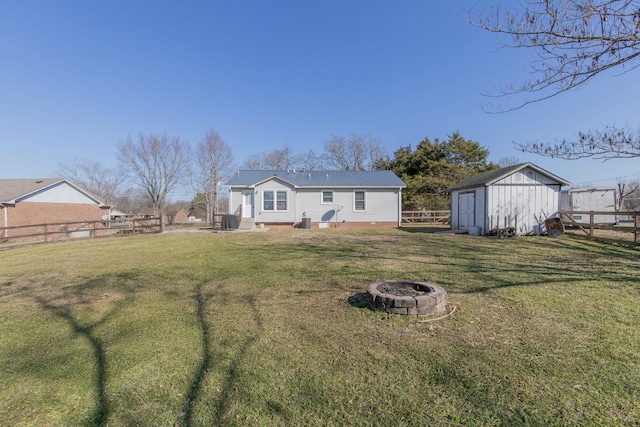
left=392, top=296, right=416, bottom=308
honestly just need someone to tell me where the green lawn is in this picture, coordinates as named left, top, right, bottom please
left=1, top=228, right=638, bottom=426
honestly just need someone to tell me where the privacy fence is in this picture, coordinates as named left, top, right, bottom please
left=0, top=217, right=162, bottom=248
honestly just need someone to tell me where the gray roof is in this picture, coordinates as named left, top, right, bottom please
left=0, top=178, right=106, bottom=205
left=447, top=163, right=570, bottom=192
left=225, top=170, right=406, bottom=188
left=0, top=178, right=64, bottom=203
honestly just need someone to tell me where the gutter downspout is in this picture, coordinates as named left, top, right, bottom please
left=1, top=203, right=7, bottom=238
left=398, top=188, right=403, bottom=227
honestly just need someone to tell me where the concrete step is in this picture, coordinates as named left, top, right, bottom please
left=238, top=218, right=255, bottom=230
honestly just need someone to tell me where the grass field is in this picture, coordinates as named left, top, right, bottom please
left=1, top=228, right=638, bottom=426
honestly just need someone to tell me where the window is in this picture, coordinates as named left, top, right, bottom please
left=263, top=190, right=287, bottom=211
left=321, top=190, right=334, bottom=204
left=263, top=191, right=274, bottom=210
left=354, top=191, right=366, bottom=211
left=276, top=191, right=287, bottom=210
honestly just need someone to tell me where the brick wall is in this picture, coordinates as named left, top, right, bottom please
left=2, top=202, right=108, bottom=228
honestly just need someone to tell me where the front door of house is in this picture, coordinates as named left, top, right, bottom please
left=458, top=192, right=475, bottom=229
left=242, top=191, right=254, bottom=218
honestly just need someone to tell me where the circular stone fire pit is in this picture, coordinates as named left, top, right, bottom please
left=367, top=280, right=447, bottom=316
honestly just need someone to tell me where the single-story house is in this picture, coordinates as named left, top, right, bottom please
left=0, top=178, right=110, bottom=231
left=225, top=170, right=406, bottom=228
left=165, top=208, right=190, bottom=225
left=137, top=208, right=190, bottom=225
left=448, top=163, right=570, bottom=235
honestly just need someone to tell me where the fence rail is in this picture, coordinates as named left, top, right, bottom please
left=559, top=210, right=640, bottom=245
left=401, top=210, right=450, bottom=224
left=1, top=217, right=162, bottom=248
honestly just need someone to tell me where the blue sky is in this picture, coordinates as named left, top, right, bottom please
left=2, top=0, right=639, bottom=199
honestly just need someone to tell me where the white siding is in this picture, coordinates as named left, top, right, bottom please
left=486, top=181, right=560, bottom=234
left=493, top=170, right=559, bottom=186
left=450, top=166, right=563, bottom=235
left=23, top=182, right=97, bottom=204
left=296, top=188, right=401, bottom=225
left=254, top=180, right=296, bottom=223
left=229, top=189, right=243, bottom=215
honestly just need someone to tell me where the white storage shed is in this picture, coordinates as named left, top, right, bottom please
left=448, top=163, right=570, bottom=235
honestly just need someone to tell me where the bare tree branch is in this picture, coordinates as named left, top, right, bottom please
left=117, top=133, right=192, bottom=216
left=241, top=145, right=302, bottom=170
left=57, top=159, right=125, bottom=205
left=470, top=0, right=640, bottom=112
left=323, top=134, right=388, bottom=171
left=514, top=125, right=640, bottom=159
left=192, top=129, right=235, bottom=224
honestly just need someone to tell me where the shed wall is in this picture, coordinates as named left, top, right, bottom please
left=486, top=183, right=560, bottom=234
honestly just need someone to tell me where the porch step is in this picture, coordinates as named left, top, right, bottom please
left=237, top=218, right=255, bottom=230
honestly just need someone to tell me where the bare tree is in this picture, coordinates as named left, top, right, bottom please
left=617, top=179, right=640, bottom=210
left=498, top=156, right=521, bottom=167
left=112, top=187, right=150, bottom=215
left=471, top=0, right=640, bottom=112
left=192, top=129, right=235, bottom=225
left=323, top=134, right=388, bottom=171
left=58, top=159, right=125, bottom=205
left=117, top=133, right=192, bottom=217
left=241, top=145, right=302, bottom=170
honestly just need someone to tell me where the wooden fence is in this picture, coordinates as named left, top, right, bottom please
left=559, top=210, right=640, bottom=245
left=401, top=210, right=450, bottom=224
left=0, top=217, right=162, bottom=248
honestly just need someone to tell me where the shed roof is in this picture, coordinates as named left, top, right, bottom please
left=225, top=170, right=406, bottom=188
left=0, top=178, right=106, bottom=205
left=447, top=163, right=570, bottom=192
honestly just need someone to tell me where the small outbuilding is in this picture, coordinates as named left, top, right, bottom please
left=448, top=163, right=570, bottom=235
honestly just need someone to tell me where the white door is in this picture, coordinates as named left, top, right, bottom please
left=458, top=192, right=475, bottom=229
left=242, top=191, right=254, bottom=218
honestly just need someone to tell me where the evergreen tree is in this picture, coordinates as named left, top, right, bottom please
left=381, top=132, right=498, bottom=210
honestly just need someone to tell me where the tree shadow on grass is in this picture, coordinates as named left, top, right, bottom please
left=36, top=298, right=109, bottom=424
left=33, top=272, right=142, bottom=426
left=181, top=283, right=264, bottom=427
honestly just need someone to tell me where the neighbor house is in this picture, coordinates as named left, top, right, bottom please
left=165, top=208, right=190, bottom=225
left=0, top=178, right=110, bottom=232
left=225, top=170, right=406, bottom=228
left=448, top=163, right=570, bottom=235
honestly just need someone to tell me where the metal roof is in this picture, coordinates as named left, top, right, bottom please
left=447, top=163, right=571, bottom=192
left=225, top=170, right=406, bottom=188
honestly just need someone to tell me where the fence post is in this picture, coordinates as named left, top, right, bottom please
left=635, top=211, right=639, bottom=246
left=43, top=224, right=47, bottom=242
left=589, top=211, right=595, bottom=237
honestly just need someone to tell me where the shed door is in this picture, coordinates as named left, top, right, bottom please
left=458, top=192, right=475, bottom=229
